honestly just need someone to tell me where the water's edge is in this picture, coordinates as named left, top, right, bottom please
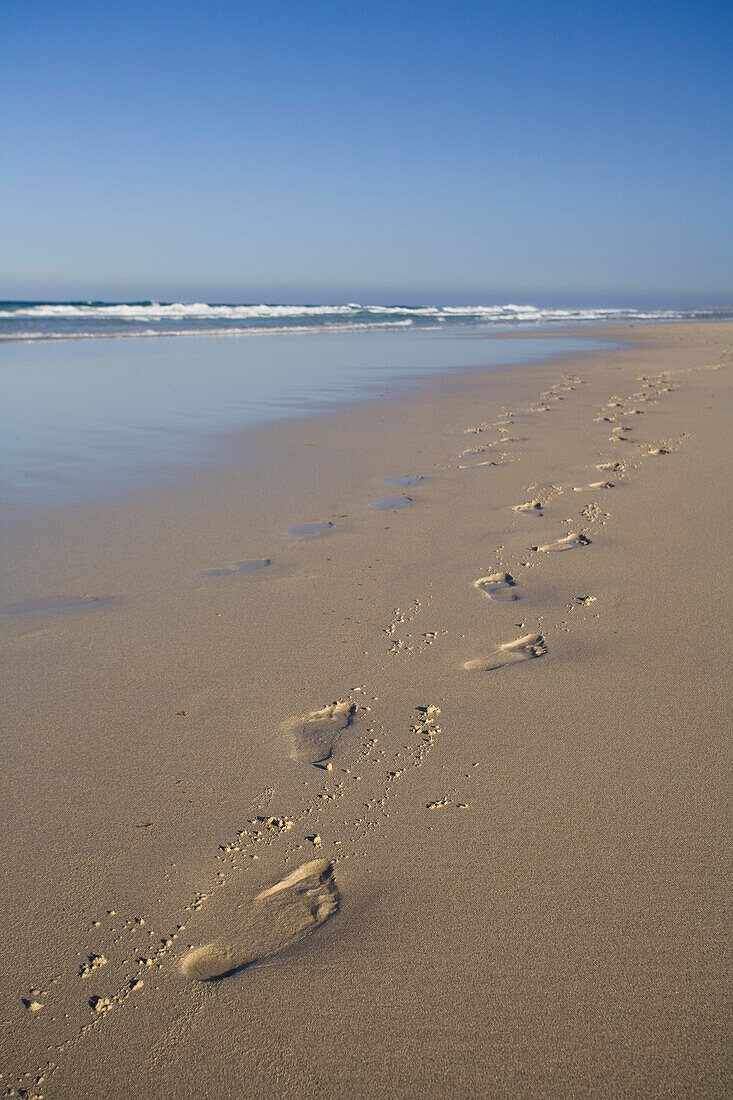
left=0, top=326, right=617, bottom=522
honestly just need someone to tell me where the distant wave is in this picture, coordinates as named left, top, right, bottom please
left=0, top=300, right=727, bottom=342
left=3, top=302, right=363, bottom=319
left=0, top=300, right=684, bottom=320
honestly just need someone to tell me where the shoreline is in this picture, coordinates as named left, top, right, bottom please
left=0, top=319, right=625, bottom=532
left=0, top=315, right=724, bottom=541
left=0, top=320, right=642, bottom=545
left=1, top=321, right=731, bottom=1097
left=0, top=325, right=618, bottom=532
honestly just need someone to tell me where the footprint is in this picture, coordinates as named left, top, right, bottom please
left=372, top=496, right=413, bottom=510
left=473, top=573, right=518, bottom=602
left=289, top=522, right=334, bottom=536
left=180, top=860, right=339, bottom=980
left=200, top=559, right=271, bottom=578
left=283, top=701, right=357, bottom=764
left=532, top=532, right=590, bottom=553
left=3, top=594, right=112, bottom=615
left=587, top=481, right=614, bottom=490
left=463, top=633, right=547, bottom=671
left=513, top=501, right=542, bottom=517
left=384, top=476, right=423, bottom=488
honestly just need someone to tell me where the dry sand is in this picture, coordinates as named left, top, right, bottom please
left=0, top=322, right=731, bottom=1098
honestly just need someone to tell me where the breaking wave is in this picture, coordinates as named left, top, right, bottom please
left=0, top=300, right=727, bottom=342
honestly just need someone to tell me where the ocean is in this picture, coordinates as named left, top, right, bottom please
left=0, top=300, right=727, bottom=342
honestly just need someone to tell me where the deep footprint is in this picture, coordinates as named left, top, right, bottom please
left=473, top=572, right=519, bottom=602
left=532, top=532, right=591, bottom=552
left=463, top=633, right=547, bottom=671
left=200, top=559, right=271, bottom=578
left=283, top=701, right=357, bottom=764
left=180, top=860, right=339, bottom=980
left=513, top=500, right=543, bottom=517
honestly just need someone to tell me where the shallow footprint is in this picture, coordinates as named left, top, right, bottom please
left=532, top=532, right=590, bottom=552
left=200, top=559, right=271, bottom=578
left=289, top=521, right=334, bottom=536
left=384, top=475, right=423, bottom=488
left=180, top=860, right=339, bottom=980
left=283, top=701, right=356, bottom=764
left=372, top=496, right=413, bottom=510
left=474, top=572, right=518, bottom=602
left=4, top=594, right=112, bottom=615
left=463, top=633, right=547, bottom=671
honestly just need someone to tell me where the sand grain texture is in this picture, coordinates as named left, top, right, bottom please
left=0, top=323, right=730, bottom=1099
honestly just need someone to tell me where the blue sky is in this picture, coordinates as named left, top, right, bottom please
left=2, top=0, right=731, bottom=304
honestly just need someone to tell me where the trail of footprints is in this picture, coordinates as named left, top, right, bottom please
left=459, top=366, right=701, bottom=673
left=5, top=359, right=720, bottom=1098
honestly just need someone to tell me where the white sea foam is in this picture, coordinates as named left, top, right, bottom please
left=0, top=299, right=718, bottom=343
left=3, top=302, right=359, bottom=319
left=1, top=301, right=685, bottom=321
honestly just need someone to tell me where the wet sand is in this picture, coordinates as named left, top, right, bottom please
left=0, top=322, right=731, bottom=1098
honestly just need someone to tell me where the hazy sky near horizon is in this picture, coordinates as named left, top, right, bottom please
left=2, top=0, right=732, bottom=304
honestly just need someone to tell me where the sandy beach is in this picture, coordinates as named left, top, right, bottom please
left=0, top=321, right=731, bottom=1098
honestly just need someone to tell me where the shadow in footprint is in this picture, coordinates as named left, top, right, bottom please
left=474, top=573, right=518, bottom=602
left=283, top=701, right=357, bottom=764
left=180, top=860, right=339, bottom=980
left=464, top=633, right=547, bottom=671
